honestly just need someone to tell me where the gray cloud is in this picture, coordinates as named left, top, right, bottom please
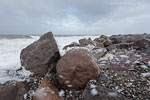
left=0, top=0, right=150, bottom=35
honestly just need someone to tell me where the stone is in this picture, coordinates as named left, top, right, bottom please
left=91, top=48, right=107, bottom=60
left=107, top=39, right=150, bottom=55
left=94, top=35, right=112, bottom=47
left=63, top=42, right=79, bottom=50
left=103, top=39, right=112, bottom=47
left=95, top=43, right=104, bottom=48
left=109, top=34, right=150, bottom=44
left=79, top=38, right=94, bottom=47
left=82, top=84, right=128, bottom=100
left=0, top=82, right=27, bottom=100
left=56, top=48, right=100, bottom=90
left=34, top=78, right=62, bottom=100
left=132, top=39, right=150, bottom=55
left=98, top=51, right=150, bottom=71
left=20, top=32, right=60, bottom=76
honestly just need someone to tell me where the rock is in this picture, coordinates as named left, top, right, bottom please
left=95, top=43, right=104, bottom=48
left=56, top=48, right=100, bottom=90
left=103, top=39, right=112, bottom=47
left=132, top=39, right=150, bottom=55
left=91, top=48, right=107, bottom=60
left=98, top=51, right=150, bottom=71
left=63, top=42, right=79, bottom=50
left=107, top=39, right=150, bottom=55
left=20, top=32, right=60, bottom=76
left=106, top=43, right=132, bottom=51
left=94, top=35, right=112, bottom=47
left=0, top=82, right=27, bottom=100
left=82, top=84, right=128, bottom=100
left=109, top=34, right=150, bottom=44
left=34, top=78, right=62, bottom=100
left=93, top=38, right=101, bottom=43
left=79, top=38, right=94, bottom=47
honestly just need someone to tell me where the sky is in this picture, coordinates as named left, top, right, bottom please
left=0, top=0, right=150, bottom=35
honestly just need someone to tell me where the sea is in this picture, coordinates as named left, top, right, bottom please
left=0, top=35, right=98, bottom=84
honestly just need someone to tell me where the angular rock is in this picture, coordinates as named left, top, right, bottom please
left=34, top=78, right=62, bottom=100
left=56, top=48, right=100, bottom=90
left=82, top=84, right=128, bottom=100
left=63, top=42, right=79, bottom=50
left=20, top=32, right=60, bottom=76
left=79, top=38, right=94, bottom=47
left=0, top=82, right=27, bottom=100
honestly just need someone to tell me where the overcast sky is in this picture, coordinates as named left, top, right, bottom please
left=0, top=0, right=150, bottom=35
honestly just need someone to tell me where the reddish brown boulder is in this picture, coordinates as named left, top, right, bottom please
left=20, top=32, right=60, bottom=76
left=34, top=78, right=62, bottom=100
left=63, top=42, right=79, bottom=50
left=56, top=48, right=100, bottom=90
left=0, top=82, right=27, bottom=100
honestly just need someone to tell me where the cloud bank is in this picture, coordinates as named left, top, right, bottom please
left=0, top=0, right=150, bottom=35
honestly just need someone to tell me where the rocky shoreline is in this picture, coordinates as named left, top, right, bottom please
left=0, top=32, right=150, bottom=100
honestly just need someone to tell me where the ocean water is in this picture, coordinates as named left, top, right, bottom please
left=0, top=35, right=98, bottom=84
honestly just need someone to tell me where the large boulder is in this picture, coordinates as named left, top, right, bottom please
left=20, top=32, right=60, bottom=76
left=56, top=48, right=100, bottom=90
left=34, top=78, right=62, bottom=100
left=0, top=82, right=27, bottom=100
left=82, top=84, right=128, bottom=100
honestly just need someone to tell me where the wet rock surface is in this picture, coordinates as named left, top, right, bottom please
left=20, top=32, right=60, bottom=76
left=56, top=48, right=100, bottom=90
left=34, top=78, right=62, bottom=100
left=0, top=82, right=27, bottom=100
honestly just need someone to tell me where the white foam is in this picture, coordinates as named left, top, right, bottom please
left=59, top=89, right=65, bottom=97
left=34, top=88, right=47, bottom=99
left=141, top=73, right=150, bottom=77
left=90, top=88, right=98, bottom=96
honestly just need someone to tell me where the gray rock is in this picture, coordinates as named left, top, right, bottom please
left=91, top=48, right=107, bottom=60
